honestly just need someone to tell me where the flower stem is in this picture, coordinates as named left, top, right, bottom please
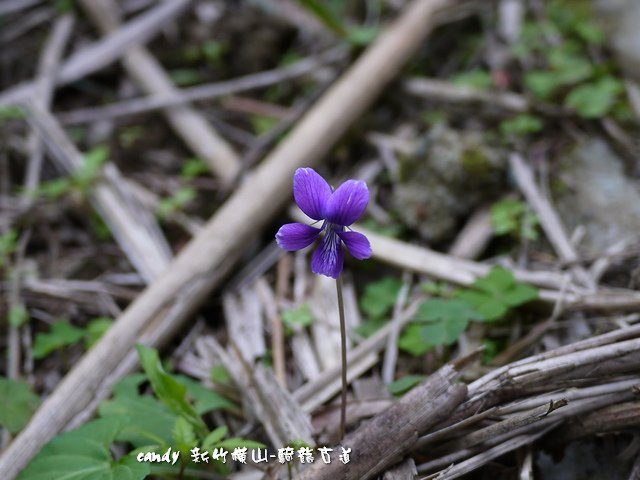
left=336, top=276, right=347, bottom=441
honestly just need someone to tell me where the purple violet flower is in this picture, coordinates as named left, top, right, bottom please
left=276, top=167, right=372, bottom=279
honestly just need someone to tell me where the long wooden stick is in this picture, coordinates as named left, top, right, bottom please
left=0, top=1, right=454, bottom=477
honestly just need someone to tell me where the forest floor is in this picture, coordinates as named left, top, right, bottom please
left=1, top=1, right=640, bottom=479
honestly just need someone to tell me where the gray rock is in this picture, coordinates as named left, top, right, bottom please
left=555, top=138, right=640, bottom=253
left=391, top=124, right=505, bottom=243
left=595, top=0, right=640, bottom=80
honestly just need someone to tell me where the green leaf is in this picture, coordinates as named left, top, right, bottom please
left=173, top=375, right=236, bottom=414
left=98, top=392, right=176, bottom=448
left=346, top=26, right=380, bottom=46
left=503, top=283, right=539, bottom=307
left=491, top=199, right=539, bottom=240
left=387, top=375, right=425, bottom=396
left=85, top=317, right=113, bottom=348
left=398, top=324, right=431, bottom=356
left=0, top=105, right=25, bottom=122
left=210, top=365, right=232, bottom=385
left=500, top=114, right=543, bottom=135
left=456, top=267, right=538, bottom=321
left=282, top=304, right=314, bottom=333
left=76, top=145, right=109, bottom=188
left=252, top=116, right=278, bottom=135
left=360, top=277, right=403, bottom=319
left=422, top=314, right=469, bottom=345
left=474, top=267, right=515, bottom=294
left=17, top=417, right=149, bottom=480
left=413, top=298, right=483, bottom=325
left=456, top=290, right=508, bottom=321
left=173, top=416, right=197, bottom=457
left=0, top=377, right=41, bottom=433
left=136, top=345, right=207, bottom=438
left=202, top=40, right=224, bottom=64
left=181, top=158, right=209, bottom=179
left=202, top=426, right=228, bottom=450
left=156, top=187, right=196, bottom=220
left=9, top=305, right=29, bottom=327
left=169, top=69, right=204, bottom=87
left=0, top=229, right=18, bottom=267
left=355, top=318, right=387, bottom=338
left=296, top=0, right=347, bottom=37
left=451, top=69, right=493, bottom=90
left=565, top=77, right=624, bottom=118
left=33, top=320, right=85, bottom=359
left=37, top=178, right=72, bottom=200
left=524, top=71, right=563, bottom=99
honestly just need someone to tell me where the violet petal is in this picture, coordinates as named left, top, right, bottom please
left=311, top=230, right=344, bottom=278
left=323, top=179, right=369, bottom=226
left=293, top=168, right=332, bottom=221
left=276, top=223, right=321, bottom=251
left=337, top=230, right=372, bottom=260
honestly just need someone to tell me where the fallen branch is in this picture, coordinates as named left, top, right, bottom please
left=298, top=363, right=467, bottom=480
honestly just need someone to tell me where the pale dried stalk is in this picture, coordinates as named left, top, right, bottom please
left=509, top=153, right=595, bottom=290
left=77, top=0, right=241, bottom=183
left=0, top=1, right=455, bottom=477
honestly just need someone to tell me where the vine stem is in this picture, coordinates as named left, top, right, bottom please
left=336, top=276, right=348, bottom=441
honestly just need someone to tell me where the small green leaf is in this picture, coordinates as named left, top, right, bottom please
left=157, top=187, right=197, bottom=220
left=202, top=426, right=228, bottom=450
left=33, top=320, right=85, bottom=359
left=252, top=116, right=278, bottom=135
left=169, top=69, right=204, bottom=86
left=136, top=345, right=207, bottom=438
left=456, top=290, right=508, bottom=321
left=456, top=267, right=538, bottom=321
left=0, top=377, right=41, bottom=433
left=451, top=69, right=493, bottom=90
left=355, top=318, right=387, bottom=338
left=202, top=40, right=224, bottom=64
left=387, top=375, right=425, bottom=396
left=413, top=299, right=483, bottom=325
left=422, top=314, right=469, bottom=345
left=9, top=305, right=29, bottom=327
left=76, top=145, right=109, bottom=188
left=503, top=283, right=539, bottom=307
left=565, top=77, right=624, bottom=118
left=346, top=26, right=380, bottom=46
left=37, top=178, right=72, bottom=200
left=296, top=0, right=347, bottom=37
left=360, top=277, right=403, bottom=319
left=174, top=375, right=236, bottom=414
left=0, top=229, right=18, bottom=267
left=181, top=158, right=209, bottom=179
left=0, top=105, right=25, bottom=122
left=500, top=115, right=543, bottom=135
left=173, top=416, right=197, bottom=457
left=474, top=267, right=515, bottom=294
left=85, top=317, right=112, bottom=348
left=282, top=304, right=314, bottom=333
left=398, top=324, right=431, bottom=356
left=210, top=365, right=232, bottom=385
